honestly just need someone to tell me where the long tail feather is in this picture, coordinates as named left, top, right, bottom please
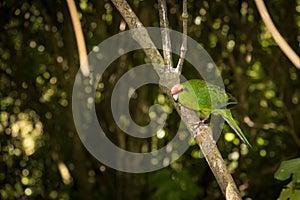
left=216, top=102, right=237, bottom=110
left=222, top=110, right=252, bottom=147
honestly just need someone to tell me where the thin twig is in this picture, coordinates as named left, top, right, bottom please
left=66, top=0, right=90, bottom=76
left=176, top=0, right=188, bottom=73
left=158, top=0, right=173, bottom=71
left=254, top=0, right=300, bottom=69
left=283, top=104, right=300, bottom=148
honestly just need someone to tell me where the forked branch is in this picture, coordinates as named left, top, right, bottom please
left=111, top=0, right=242, bottom=199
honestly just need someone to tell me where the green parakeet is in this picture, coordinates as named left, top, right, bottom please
left=171, top=79, right=251, bottom=147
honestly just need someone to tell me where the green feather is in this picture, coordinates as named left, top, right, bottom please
left=174, top=79, right=251, bottom=147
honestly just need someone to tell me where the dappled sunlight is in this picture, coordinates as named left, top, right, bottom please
left=0, top=111, right=43, bottom=156
left=1, top=110, right=43, bottom=156
left=0, top=0, right=299, bottom=199
left=58, top=162, right=73, bottom=185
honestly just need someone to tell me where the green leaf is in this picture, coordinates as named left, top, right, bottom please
left=278, top=181, right=300, bottom=200
left=274, top=158, right=300, bottom=181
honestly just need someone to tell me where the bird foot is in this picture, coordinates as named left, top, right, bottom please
left=192, top=118, right=208, bottom=137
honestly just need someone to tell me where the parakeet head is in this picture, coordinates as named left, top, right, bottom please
left=171, top=84, right=188, bottom=102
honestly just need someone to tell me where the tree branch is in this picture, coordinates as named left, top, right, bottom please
left=194, top=126, right=241, bottom=199
left=176, top=0, right=188, bottom=73
left=65, top=0, right=90, bottom=76
left=254, top=0, right=300, bottom=69
left=111, top=1, right=242, bottom=198
left=158, top=0, right=173, bottom=71
left=178, top=106, right=242, bottom=200
left=111, top=0, right=164, bottom=69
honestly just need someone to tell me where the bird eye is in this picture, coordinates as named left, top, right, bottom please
left=179, top=88, right=188, bottom=92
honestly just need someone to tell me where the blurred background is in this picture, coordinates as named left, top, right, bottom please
left=0, top=0, right=300, bottom=199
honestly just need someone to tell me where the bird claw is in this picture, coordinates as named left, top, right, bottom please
left=192, top=118, right=208, bottom=137
left=193, top=118, right=208, bottom=129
